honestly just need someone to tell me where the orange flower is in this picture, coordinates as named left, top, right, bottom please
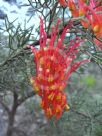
left=68, top=0, right=102, bottom=38
left=81, top=0, right=102, bottom=37
left=45, top=107, right=53, bottom=119
left=68, top=0, right=79, bottom=17
left=91, top=13, right=102, bottom=38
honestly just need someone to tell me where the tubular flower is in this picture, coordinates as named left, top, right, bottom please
left=91, top=16, right=102, bottom=38
left=28, top=18, right=89, bottom=120
left=67, top=0, right=102, bottom=46
left=68, top=0, right=87, bottom=17
left=90, top=9, right=102, bottom=38
left=68, top=0, right=79, bottom=17
left=85, top=1, right=102, bottom=38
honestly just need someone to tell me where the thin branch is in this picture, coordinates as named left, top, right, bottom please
left=71, top=108, right=91, bottom=119
left=17, top=91, right=35, bottom=106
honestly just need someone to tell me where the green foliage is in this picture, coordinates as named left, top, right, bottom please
left=95, top=127, right=102, bottom=136
left=82, top=75, right=96, bottom=87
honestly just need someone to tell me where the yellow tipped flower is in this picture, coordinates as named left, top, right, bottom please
left=65, top=104, right=70, bottom=111
left=56, top=93, right=62, bottom=101
left=48, top=93, right=55, bottom=100
left=59, top=83, right=65, bottom=91
left=48, top=75, right=54, bottom=82
left=79, top=9, right=85, bottom=16
left=39, top=57, right=44, bottom=65
left=56, top=105, right=61, bottom=113
left=50, top=84, right=57, bottom=90
left=30, top=78, right=35, bottom=84
left=33, top=85, right=40, bottom=93
left=46, top=108, right=52, bottom=118
left=93, top=25, right=100, bottom=33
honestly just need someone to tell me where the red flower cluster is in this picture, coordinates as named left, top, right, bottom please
left=58, top=0, right=102, bottom=49
left=67, top=0, right=102, bottom=49
left=28, top=18, right=89, bottom=119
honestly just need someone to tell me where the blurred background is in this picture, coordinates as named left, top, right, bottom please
left=0, top=0, right=102, bottom=136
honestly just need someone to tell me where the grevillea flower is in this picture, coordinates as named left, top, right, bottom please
left=84, top=1, right=102, bottom=45
left=67, top=0, right=102, bottom=49
left=28, top=18, right=89, bottom=119
left=84, top=0, right=102, bottom=38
